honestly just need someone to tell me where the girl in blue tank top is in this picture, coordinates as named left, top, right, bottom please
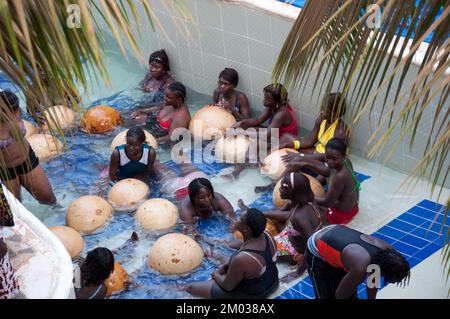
left=109, top=127, right=156, bottom=183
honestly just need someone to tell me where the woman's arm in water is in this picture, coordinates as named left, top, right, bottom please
left=316, top=171, right=345, bottom=207
left=109, top=150, right=120, bottom=181
left=178, top=198, right=202, bottom=239
left=215, top=192, right=236, bottom=220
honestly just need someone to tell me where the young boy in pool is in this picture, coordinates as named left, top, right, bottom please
left=315, top=138, right=360, bottom=224
left=109, top=127, right=156, bottom=183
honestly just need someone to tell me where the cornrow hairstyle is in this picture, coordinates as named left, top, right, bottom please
left=246, top=208, right=267, bottom=237
left=81, top=247, right=114, bottom=286
left=219, top=68, right=239, bottom=86
left=167, top=82, right=187, bottom=102
left=263, top=83, right=288, bottom=104
left=149, top=49, right=170, bottom=71
left=126, top=127, right=146, bottom=144
left=374, top=248, right=411, bottom=287
left=188, top=177, right=214, bottom=204
left=325, top=137, right=347, bottom=156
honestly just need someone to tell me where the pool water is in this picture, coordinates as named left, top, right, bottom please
left=1, top=41, right=273, bottom=298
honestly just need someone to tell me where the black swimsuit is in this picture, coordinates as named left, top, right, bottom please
left=211, top=233, right=279, bottom=299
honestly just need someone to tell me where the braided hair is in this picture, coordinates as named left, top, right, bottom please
left=188, top=178, right=214, bottom=204
left=167, top=82, right=187, bottom=103
left=374, top=248, right=411, bottom=287
left=263, top=83, right=288, bottom=104
left=126, top=127, right=146, bottom=144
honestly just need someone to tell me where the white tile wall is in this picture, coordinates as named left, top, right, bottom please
left=95, top=0, right=449, bottom=187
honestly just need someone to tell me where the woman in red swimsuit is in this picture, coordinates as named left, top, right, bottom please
left=224, top=83, right=299, bottom=180
left=233, top=83, right=298, bottom=138
left=131, top=82, right=191, bottom=145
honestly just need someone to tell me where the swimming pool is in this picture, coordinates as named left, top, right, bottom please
left=1, top=39, right=276, bottom=298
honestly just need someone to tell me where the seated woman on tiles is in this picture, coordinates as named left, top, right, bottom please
left=185, top=208, right=279, bottom=299
left=178, top=177, right=236, bottom=240
left=223, top=83, right=299, bottom=180
left=281, top=92, right=349, bottom=181
left=313, top=138, right=360, bottom=225
left=212, top=68, right=251, bottom=120
left=131, top=82, right=191, bottom=145
left=237, top=172, right=326, bottom=282
left=109, top=127, right=156, bottom=183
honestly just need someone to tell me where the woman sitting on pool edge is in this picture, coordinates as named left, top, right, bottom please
left=178, top=177, right=236, bottom=239
left=212, top=68, right=251, bottom=120
left=185, top=208, right=279, bottom=299
left=140, top=49, right=175, bottom=103
left=109, top=127, right=156, bottom=183
left=223, top=83, right=299, bottom=180
left=280, top=92, right=349, bottom=182
left=131, top=82, right=190, bottom=145
left=315, top=138, right=360, bottom=225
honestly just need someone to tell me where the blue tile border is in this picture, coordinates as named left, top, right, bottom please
left=277, top=199, right=449, bottom=299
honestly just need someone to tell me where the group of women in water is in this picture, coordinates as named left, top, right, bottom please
left=0, top=49, right=410, bottom=300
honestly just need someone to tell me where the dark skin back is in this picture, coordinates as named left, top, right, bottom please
left=314, top=225, right=391, bottom=299
left=213, top=77, right=251, bottom=120
left=211, top=212, right=276, bottom=292
left=109, top=137, right=156, bottom=183
left=316, top=148, right=358, bottom=211
left=276, top=175, right=325, bottom=254
left=75, top=283, right=107, bottom=299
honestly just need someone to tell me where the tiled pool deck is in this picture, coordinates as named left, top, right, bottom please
left=275, top=199, right=449, bottom=299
